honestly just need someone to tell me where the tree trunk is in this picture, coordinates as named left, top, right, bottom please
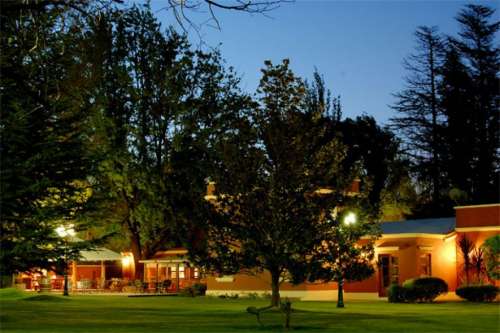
left=270, top=269, right=281, bottom=307
left=130, top=233, right=144, bottom=281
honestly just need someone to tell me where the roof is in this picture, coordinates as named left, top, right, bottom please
left=150, top=248, right=188, bottom=259
left=79, top=247, right=122, bottom=261
left=381, top=217, right=456, bottom=235
left=139, top=248, right=191, bottom=264
left=66, top=236, right=122, bottom=262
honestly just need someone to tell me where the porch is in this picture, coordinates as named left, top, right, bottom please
left=140, top=248, right=203, bottom=293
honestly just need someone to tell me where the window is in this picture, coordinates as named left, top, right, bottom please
left=179, top=266, right=185, bottom=279
left=193, top=268, right=199, bottom=279
left=419, top=254, right=432, bottom=276
left=170, top=266, right=177, bottom=279
left=391, top=256, right=399, bottom=284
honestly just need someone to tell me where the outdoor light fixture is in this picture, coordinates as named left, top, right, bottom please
left=56, top=224, right=75, bottom=296
left=56, top=224, right=76, bottom=238
left=122, top=256, right=131, bottom=267
left=343, top=212, right=357, bottom=226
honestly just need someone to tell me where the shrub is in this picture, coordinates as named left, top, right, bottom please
left=482, top=235, right=500, bottom=280
left=179, top=286, right=195, bottom=297
left=192, top=283, right=207, bottom=296
left=218, top=293, right=239, bottom=299
left=402, top=277, right=448, bottom=302
left=456, top=285, right=499, bottom=302
left=179, top=283, right=207, bottom=297
left=387, top=284, right=407, bottom=303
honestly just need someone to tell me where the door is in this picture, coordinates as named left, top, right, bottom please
left=378, top=254, right=399, bottom=297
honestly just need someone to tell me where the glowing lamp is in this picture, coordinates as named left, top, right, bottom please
left=343, top=212, right=357, bottom=226
left=56, top=224, right=75, bottom=238
left=122, top=256, right=131, bottom=267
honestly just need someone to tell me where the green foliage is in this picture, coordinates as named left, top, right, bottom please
left=387, top=284, right=407, bottom=303
left=458, top=235, right=475, bottom=285
left=85, top=4, right=255, bottom=278
left=392, top=4, right=500, bottom=217
left=195, top=59, right=353, bottom=307
left=455, top=285, right=499, bottom=302
left=401, top=277, right=448, bottom=303
left=192, top=283, right=207, bottom=296
left=0, top=0, right=99, bottom=277
left=181, top=283, right=207, bottom=297
left=481, top=235, right=500, bottom=281
left=389, top=278, right=448, bottom=303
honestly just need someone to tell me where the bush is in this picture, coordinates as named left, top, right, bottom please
left=387, top=284, right=407, bottom=303
left=482, top=235, right=500, bottom=280
left=192, top=283, right=207, bottom=296
left=456, top=285, right=499, bottom=302
left=179, top=286, right=195, bottom=297
left=402, top=277, right=448, bottom=302
left=179, top=283, right=207, bottom=297
left=388, top=277, right=448, bottom=303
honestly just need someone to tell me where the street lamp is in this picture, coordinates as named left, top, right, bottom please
left=343, top=212, right=357, bottom=226
left=56, top=224, right=75, bottom=296
left=337, top=212, right=356, bottom=308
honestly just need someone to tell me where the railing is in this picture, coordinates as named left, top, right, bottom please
left=24, top=277, right=204, bottom=293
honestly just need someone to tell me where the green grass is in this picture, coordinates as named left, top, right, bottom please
left=0, top=289, right=498, bottom=332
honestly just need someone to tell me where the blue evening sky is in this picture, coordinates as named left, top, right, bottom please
left=146, top=0, right=498, bottom=125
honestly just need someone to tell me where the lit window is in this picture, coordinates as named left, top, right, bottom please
left=193, top=268, right=199, bottom=279
left=179, top=266, right=185, bottom=279
left=171, top=266, right=177, bottom=279
left=419, top=254, right=432, bottom=276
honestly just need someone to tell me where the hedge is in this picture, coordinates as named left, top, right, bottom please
left=456, top=285, right=499, bottom=302
left=388, top=277, right=448, bottom=303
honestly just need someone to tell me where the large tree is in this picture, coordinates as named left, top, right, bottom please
left=87, top=5, right=254, bottom=279
left=0, top=0, right=96, bottom=279
left=390, top=26, right=447, bottom=216
left=392, top=5, right=499, bottom=214
left=193, top=60, right=358, bottom=307
left=452, top=4, right=499, bottom=204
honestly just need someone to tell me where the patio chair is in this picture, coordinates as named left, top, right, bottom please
left=133, top=279, right=145, bottom=293
left=159, top=279, right=172, bottom=294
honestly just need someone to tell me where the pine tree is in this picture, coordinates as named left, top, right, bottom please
left=0, top=2, right=95, bottom=278
left=453, top=5, right=499, bottom=203
left=391, top=26, right=447, bottom=214
left=439, top=41, right=475, bottom=203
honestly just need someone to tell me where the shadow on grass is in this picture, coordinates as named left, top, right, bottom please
left=23, top=295, right=70, bottom=302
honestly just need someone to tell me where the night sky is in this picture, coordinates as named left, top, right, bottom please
left=147, top=0, right=499, bottom=124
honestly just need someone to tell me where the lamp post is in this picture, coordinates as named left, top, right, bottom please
left=56, top=225, right=75, bottom=296
left=337, top=212, right=357, bottom=308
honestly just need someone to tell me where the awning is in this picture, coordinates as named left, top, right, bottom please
left=139, top=248, right=191, bottom=265
left=78, top=247, right=122, bottom=262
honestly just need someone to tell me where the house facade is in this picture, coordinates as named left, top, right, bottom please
left=139, top=248, right=203, bottom=292
left=16, top=245, right=126, bottom=292
left=205, top=203, right=500, bottom=300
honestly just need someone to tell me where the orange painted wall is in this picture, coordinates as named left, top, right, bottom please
left=208, top=235, right=460, bottom=294
left=455, top=204, right=500, bottom=228
left=74, top=266, right=101, bottom=280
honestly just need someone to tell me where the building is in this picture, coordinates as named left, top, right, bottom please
left=139, top=248, right=203, bottom=292
left=16, top=243, right=127, bottom=292
left=205, top=203, right=499, bottom=300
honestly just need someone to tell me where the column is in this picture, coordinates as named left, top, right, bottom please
left=71, top=261, right=77, bottom=291
left=176, top=263, right=180, bottom=291
left=100, top=260, right=106, bottom=289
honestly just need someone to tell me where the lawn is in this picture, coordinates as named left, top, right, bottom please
left=0, top=289, right=498, bottom=333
